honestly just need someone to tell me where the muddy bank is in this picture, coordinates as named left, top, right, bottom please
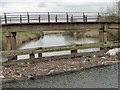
left=62, top=29, right=99, bottom=39
left=0, top=31, right=44, bottom=51
left=1, top=52, right=118, bottom=83
left=16, top=31, right=44, bottom=49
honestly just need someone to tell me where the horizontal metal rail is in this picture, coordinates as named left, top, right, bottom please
left=1, top=12, right=117, bottom=24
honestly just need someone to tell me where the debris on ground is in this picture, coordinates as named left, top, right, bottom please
left=1, top=52, right=119, bottom=82
left=106, top=48, right=120, bottom=56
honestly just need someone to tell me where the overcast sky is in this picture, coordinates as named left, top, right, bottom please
left=0, top=0, right=118, bottom=13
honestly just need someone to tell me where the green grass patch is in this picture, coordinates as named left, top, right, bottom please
left=84, top=29, right=99, bottom=38
left=108, top=30, right=119, bottom=41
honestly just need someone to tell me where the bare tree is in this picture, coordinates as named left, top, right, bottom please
left=106, top=2, right=118, bottom=16
left=103, top=2, right=119, bottom=22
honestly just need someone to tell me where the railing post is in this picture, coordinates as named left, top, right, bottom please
left=30, top=53, right=35, bottom=59
left=97, top=13, right=101, bottom=22
left=83, top=13, right=86, bottom=22
left=71, top=15, right=73, bottom=22
left=4, top=13, right=7, bottom=24
left=99, top=27, right=104, bottom=44
left=55, top=15, right=57, bottom=22
left=38, top=53, right=42, bottom=58
left=48, top=12, right=50, bottom=23
left=99, top=27, right=104, bottom=52
left=38, top=47, right=42, bottom=58
left=20, top=15, right=22, bottom=23
left=85, top=15, right=87, bottom=22
left=66, top=12, right=68, bottom=22
left=103, top=24, right=108, bottom=44
left=39, top=15, right=40, bottom=23
left=27, top=12, right=30, bottom=23
left=99, top=24, right=108, bottom=51
left=71, top=49, right=77, bottom=54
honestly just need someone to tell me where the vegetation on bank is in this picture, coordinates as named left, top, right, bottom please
left=62, top=29, right=99, bottom=38
left=62, top=28, right=119, bottom=41
left=16, top=31, right=44, bottom=48
left=108, top=30, right=119, bottom=41
left=0, top=31, right=44, bottom=51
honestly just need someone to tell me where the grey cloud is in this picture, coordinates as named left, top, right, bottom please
left=0, top=1, right=115, bottom=12
left=37, top=2, right=47, bottom=8
left=53, top=2, right=113, bottom=12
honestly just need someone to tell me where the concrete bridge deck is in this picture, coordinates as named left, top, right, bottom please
left=1, top=22, right=119, bottom=32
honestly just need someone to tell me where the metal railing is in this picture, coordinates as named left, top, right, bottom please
left=1, top=12, right=107, bottom=24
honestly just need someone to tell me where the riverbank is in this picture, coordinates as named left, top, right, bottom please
left=0, top=31, right=44, bottom=50
left=1, top=51, right=119, bottom=83
left=63, top=29, right=119, bottom=39
left=62, top=29, right=99, bottom=38
left=16, top=31, right=44, bottom=49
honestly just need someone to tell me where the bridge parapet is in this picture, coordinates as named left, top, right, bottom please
left=1, top=12, right=117, bottom=24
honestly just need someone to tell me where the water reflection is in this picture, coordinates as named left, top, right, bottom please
left=20, top=34, right=98, bottom=49
left=0, top=57, right=8, bottom=62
